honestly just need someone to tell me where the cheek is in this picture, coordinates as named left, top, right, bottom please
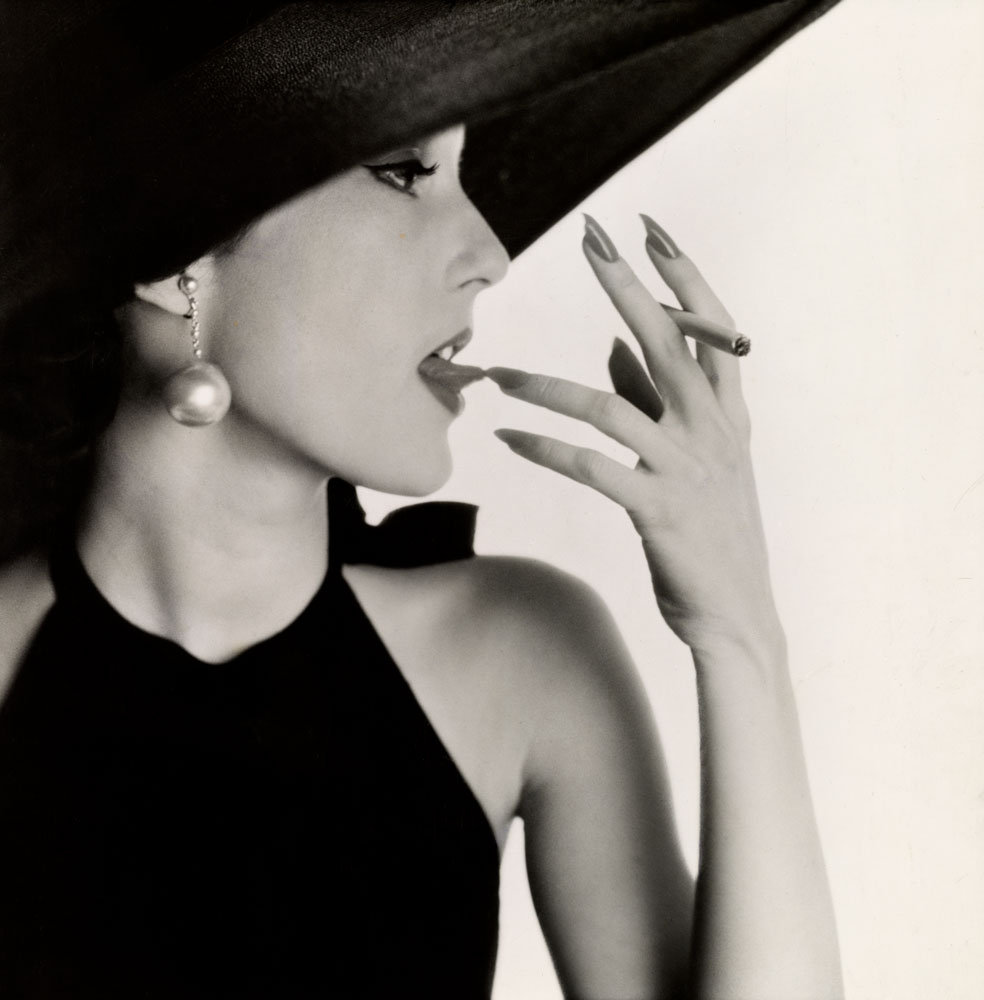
left=278, top=276, right=421, bottom=409
left=207, top=187, right=454, bottom=490
left=260, top=238, right=434, bottom=415
left=215, top=273, right=448, bottom=467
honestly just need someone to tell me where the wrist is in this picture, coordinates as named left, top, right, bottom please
left=691, top=623, right=802, bottom=751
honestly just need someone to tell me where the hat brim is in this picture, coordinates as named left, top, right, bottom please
left=464, top=0, right=842, bottom=257
left=4, top=0, right=842, bottom=310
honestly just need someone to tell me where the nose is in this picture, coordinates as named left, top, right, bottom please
left=447, top=194, right=510, bottom=292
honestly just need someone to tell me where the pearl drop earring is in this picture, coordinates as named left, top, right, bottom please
left=162, top=272, right=232, bottom=426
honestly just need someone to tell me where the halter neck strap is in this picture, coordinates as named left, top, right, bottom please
left=327, top=479, right=477, bottom=570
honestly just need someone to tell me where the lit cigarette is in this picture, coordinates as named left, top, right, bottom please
left=660, top=304, right=751, bottom=357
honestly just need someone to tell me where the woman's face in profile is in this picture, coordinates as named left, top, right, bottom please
left=207, top=124, right=509, bottom=494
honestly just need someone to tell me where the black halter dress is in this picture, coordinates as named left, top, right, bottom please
left=0, top=481, right=500, bottom=998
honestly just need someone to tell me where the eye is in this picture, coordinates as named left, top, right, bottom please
left=364, top=158, right=438, bottom=197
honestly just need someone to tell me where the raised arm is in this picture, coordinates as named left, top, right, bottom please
left=488, top=216, right=842, bottom=998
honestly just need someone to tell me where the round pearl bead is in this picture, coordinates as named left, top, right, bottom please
left=162, top=362, right=231, bottom=426
left=177, top=274, right=198, bottom=296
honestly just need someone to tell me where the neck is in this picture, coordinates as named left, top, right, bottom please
left=77, top=400, right=332, bottom=663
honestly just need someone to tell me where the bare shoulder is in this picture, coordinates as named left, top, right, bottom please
left=443, top=553, right=604, bottom=619
left=0, top=550, right=55, bottom=704
left=457, top=555, right=640, bottom=692
left=348, top=553, right=622, bottom=667
left=346, top=552, right=639, bottom=722
left=445, top=556, right=664, bottom=792
left=344, top=554, right=645, bottom=841
left=450, top=554, right=630, bottom=673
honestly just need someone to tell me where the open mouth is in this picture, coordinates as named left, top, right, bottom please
left=417, top=328, right=485, bottom=414
left=430, top=343, right=459, bottom=362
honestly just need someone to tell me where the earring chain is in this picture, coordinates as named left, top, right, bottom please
left=187, top=297, right=202, bottom=359
left=178, top=272, right=203, bottom=360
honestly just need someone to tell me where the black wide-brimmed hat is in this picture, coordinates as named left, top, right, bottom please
left=1, top=0, right=841, bottom=325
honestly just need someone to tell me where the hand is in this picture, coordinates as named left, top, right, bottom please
left=488, top=215, right=782, bottom=657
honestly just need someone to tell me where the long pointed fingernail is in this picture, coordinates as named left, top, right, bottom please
left=640, top=214, right=680, bottom=259
left=582, top=214, right=620, bottom=263
left=485, top=366, right=529, bottom=390
left=493, top=428, right=527, bottom=451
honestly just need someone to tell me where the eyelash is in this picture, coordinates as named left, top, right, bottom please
left=365, top=159, right=439, bottom=197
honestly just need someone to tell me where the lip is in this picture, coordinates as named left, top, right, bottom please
left=418, top=327, right=484, bottom=415
left=426, top=326, right=473, bottom=360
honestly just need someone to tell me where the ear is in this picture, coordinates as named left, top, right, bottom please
left=133, top=256, right=217, bottom=316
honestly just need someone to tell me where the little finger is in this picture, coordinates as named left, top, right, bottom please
left=493, top=428, right=645, bottom=509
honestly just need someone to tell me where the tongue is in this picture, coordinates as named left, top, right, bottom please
left=418, top=356, right=486, bottom=391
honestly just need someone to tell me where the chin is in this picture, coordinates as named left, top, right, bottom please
left=333, top=437, right=454, bottom=498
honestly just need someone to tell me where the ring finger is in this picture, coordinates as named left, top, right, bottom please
left=640, top=215, right=745, bottom=412
left=581, top=215, right=715, bottom=418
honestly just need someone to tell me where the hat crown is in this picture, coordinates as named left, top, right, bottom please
left=1, top=0, right=842, bottom=322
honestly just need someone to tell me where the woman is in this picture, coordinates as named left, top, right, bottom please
left=0, top=3, right=843, bottom=997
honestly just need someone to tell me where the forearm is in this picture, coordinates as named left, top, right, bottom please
left=487, top=214, right=843, bottom=996
left=688, top=627, right=842, bottom=999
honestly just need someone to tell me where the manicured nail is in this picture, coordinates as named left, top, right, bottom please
left=485, top=366, right=529, bottom=390
left=640, top=213, right=680, bottom=259
left=582, top=214, right=620, bottom=263
left=493, top=428, right=527, bottom=450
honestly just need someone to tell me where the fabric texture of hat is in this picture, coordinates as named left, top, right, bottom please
left=1, top=0, right=841, bottom=325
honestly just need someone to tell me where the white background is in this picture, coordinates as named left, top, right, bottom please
left=362, top=2, right=984, bottom=997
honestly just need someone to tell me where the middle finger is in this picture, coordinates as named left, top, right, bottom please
left=582, top=214, right=714, bottom=416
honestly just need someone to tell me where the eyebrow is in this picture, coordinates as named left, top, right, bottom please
left=368, top=146, right=423, bottom=162
left=367, top=130, right=466, bottom=169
